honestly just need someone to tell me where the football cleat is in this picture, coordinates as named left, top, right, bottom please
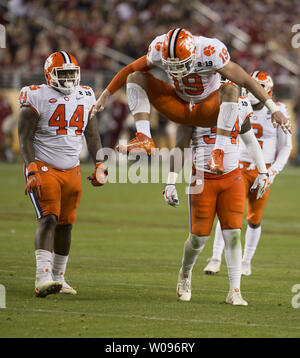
left=207, top=149, right=225, bottom=175
left=116, top=132, right=155, bottom=156
left=226, top=288, right=248, bottom=306
left=53, top=274, right=77, bottom=295
left=35, top=275, right=62, bottom=298
left=242, top=261, right=252, bottom=276
left=203, top=258, right=221, bottom=275
left=176, top=268, right=192, bottom=301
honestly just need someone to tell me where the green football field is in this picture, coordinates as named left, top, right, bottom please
left=0, top=162, right=300, bottom=338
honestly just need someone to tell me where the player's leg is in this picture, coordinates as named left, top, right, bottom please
left=52, top=224, right=77, bottom=294
left=203, top=220, right=223, bottom=274
left=117, top=71, right=154, bottom=155
left=177, top=178, right=216, bottom=301
left=53, top=166, right=82, bottom=294
left=27, top=162, right=63, bottom=297
left=243, top=185, right=271, bottom=275
left=208, top=83, right=239, bottom=174
left=34, top=214, right=63, bottom=297
left=177, top=233, right=209, bottom=301
left=217, top=169, right=248, bottom=305
left=117, top=72, right=186, bottom=155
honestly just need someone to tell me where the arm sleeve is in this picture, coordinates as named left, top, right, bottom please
left=270, top=127, right=292, bottom=173
left=106, top=55, right=150, bottom=95
left=239, top=128, right=267, bottom=173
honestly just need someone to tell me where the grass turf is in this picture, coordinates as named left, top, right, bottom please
left=0, top=162, right=299, bottom=338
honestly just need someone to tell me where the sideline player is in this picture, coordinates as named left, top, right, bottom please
left=91, top=28, right=290, bottom=174
left=203, top=72, right=292, bottom=276
left=18, top=51, right=107, bottom=297
left=163, top=92, right=270, bottom=306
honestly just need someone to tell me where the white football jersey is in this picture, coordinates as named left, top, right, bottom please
left=19, top=84, right=96, bottom=170
left=147, top=35, right=230, bottom=103
left=238, top=102, right=292, bottom=167
left=191, top=97, right=252, bottom=174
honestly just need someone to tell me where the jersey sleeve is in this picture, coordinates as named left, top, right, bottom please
left=203, top=38, right=230, bottom=70
left=18, top=85, right=41, bottom=117
left=146, top=35, right=165, bottom=66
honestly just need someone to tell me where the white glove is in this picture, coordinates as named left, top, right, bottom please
left=163, top=184, right=179, bottom=207
left=267, top=167, right=277, bottom=185
left=250, top=173, right=270, bottom=199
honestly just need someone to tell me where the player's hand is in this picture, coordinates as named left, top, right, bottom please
left=267, top=167, right=277, bottom=185
left=271, top=111, right=291, bottom=134
left=163, top=184, right=179, bottom=207
left=90, top=89, right=110, bottom=119
left=88, top=162, right=108, bottom=186
left=250, top=173, right=270, bottom=199
left=25, top=162, right=42, bottom=198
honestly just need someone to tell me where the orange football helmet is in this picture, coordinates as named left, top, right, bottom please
left=161, top=28, right=196, bottom=79
left=44, top=51, right=80, bottom=95
left=247, top=71, right=274, bottom=105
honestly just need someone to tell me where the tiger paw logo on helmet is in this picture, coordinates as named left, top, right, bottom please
left=203, top=45, right=216, bottom=56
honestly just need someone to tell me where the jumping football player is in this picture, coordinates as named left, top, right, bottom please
left=91, top=28, right=291, bottom=174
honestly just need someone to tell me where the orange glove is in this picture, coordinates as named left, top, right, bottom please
left=25, top=162, right=42, bottom=198
left=88, top=162, right=108, bottom=186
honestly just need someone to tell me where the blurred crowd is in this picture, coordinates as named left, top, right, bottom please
left=0, top=0, right=299, bottom=161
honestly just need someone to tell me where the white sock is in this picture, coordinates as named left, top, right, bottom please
left=214, top=102, right=238, bottom=150
left=212, top=220, right=225, bottom=261
left=243, top=225, right=261, bottom=264
left=222, top=229, right=242, bottom=291
left=35, top=249, right=53, bottom=277
left=135, top=119, right=152, bottom=138
left=181, top=234, right=209, bottom=276
left=52, top=253, right=69, bottom=279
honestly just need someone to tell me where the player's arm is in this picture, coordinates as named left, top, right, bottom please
left=218, top=62, right=291, bottom=133
left=18, top=107, right=42, bottom=197
left=85, top=114, right=108, bottom=187
left=239, top=117, right=270, bottom=199
left=164, top=125, right=193, bottom=207
left=268, top=124, right=292, bottom=183
left=18, top=107, right=37, bottom=165
left=91, top=56, right=155, bottom=118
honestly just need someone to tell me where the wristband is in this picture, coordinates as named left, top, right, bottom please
left=264, top=99, right=279, bottom=114
left=167, top=172, right=178, bottom=185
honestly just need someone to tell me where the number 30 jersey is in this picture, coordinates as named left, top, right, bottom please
left=19, top=84, right=96, bottom=170
left=147, top=35, right=230, bottom=103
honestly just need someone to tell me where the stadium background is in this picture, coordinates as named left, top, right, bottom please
left=0, top=0, right=299, bottom=161
left=0, top=0, right=300, bottom=340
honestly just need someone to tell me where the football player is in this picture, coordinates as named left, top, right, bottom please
left=203, top=72, right=292, bottom=276
left=163, top=91, right=270, bottom=306
left=91, top=28, right=291, bottom=174
left=18, top=51, right=107, bottom=297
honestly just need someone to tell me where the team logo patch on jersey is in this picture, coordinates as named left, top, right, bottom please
left=49, top=98, right=57, bottom=103
left=41, top=166, right=49, bottom=172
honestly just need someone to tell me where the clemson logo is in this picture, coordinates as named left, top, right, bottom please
left=203, top=45, right=215, bottom=56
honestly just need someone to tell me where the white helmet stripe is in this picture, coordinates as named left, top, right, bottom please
left=60, top=51, right=71, bottom=64
left=169, top=28, right=182, bottom=58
